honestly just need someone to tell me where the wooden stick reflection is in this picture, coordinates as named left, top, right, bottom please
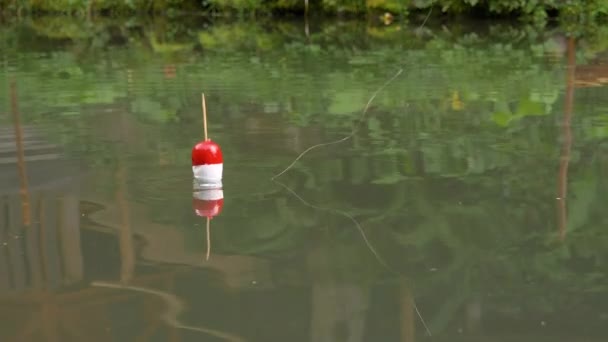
left=206, top=217, right=211, bottom=261
left=557, top=37, right=575, bottom=241
left=10, top=80, right=31, bottom=227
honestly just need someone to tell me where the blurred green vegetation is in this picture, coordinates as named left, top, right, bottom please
left=0, top=0, right=607, bottom=26
left=2, top=17, right=608, bottom=334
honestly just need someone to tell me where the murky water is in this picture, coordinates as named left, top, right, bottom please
left=1, top=16, right=608, bottom=341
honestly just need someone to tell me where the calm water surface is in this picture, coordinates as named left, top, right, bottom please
left=1, top=16, right=608, bottom=341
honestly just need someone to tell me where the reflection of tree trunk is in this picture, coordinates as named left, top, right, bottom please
left=135, top=294, right=163, bottom=342
left=86, top=0, right=94, bottom=21
left=465, top=296, right=482, bottom=334
left=557, top=37, right=575, bottom=241
left=116, top=164, right=135, bottom=283
left=58, top=194, right=84, bottom=283
left=311, top=282, right=368, bottom=342
left=10, top=80, right=30, bottom=227
left=308, top=243, right=369, bottom=342
left=116, top=98, right=135, bottom=282
left=41, top=301, right=59, bottom=342
left=38, top=199, right=49, bottom=285
left=305, top=10, right=310, bottom=39
left=400, top=279, right=415, bottom=342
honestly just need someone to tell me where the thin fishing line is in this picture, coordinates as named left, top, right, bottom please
left=269, top=7, right=435, bottom=335
left=419, top=6, right=433, bottom=30
left=271, top=68, right=403, bottom=180
left=273, top=179, right=388, bottom=269
left=273, top=179, right=432, bottom=337
left=271, top=4, right=434, bottom=181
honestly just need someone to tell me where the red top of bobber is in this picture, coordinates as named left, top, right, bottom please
left=192, top=139, right=223, bottom=166
left=193, top=190, right=224, bottom=218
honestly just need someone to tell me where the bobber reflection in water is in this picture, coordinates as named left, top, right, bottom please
left=193, top=189, right=224, bottom=260
left=192, top=93, right=223, bottom=190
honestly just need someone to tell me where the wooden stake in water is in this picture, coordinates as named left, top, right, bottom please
left=202, top=93, right=209, bottom=141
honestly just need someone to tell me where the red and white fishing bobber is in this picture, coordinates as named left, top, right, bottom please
left=192, top=139, right=223, bottom=189
left=192, top=189, right=224, bottom=218
left=192, top=93, right=224, bottom=261
left=192, top=93, right=223, bottom=190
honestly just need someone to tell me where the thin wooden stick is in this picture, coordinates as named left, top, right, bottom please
left=205, top=217, right=211, bottom=261
left=201, top=93, right=208, bottom=141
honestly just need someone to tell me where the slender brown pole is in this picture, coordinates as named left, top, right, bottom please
left=202, top=93, right=209, bottom=141
left=557, top=36, right=575, bottom=241
left=10, top=80, right=30, bottom=227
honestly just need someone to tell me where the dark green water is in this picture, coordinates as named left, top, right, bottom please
left=1, top=16, right=608, bottom=341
